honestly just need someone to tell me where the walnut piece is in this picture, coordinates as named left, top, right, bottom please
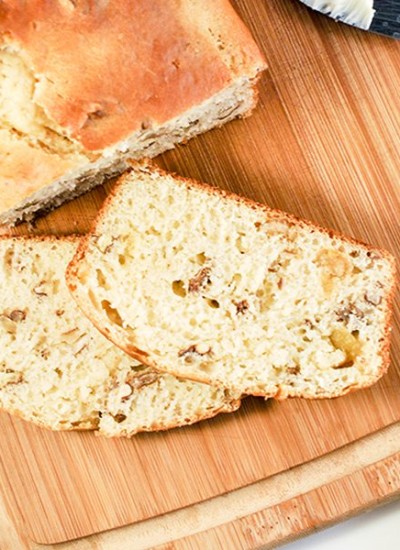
left=178, top=343, right=212, bottom=361
left=188, top=267, right=211, bottom=293
left=364, top=291, right=382, bottom=306
left=333, top=360, right=354, bottom=369
left=234, top=300, right=249, bottom=314
left=113, top=413, right=127, bottom=423
left=336, top=304, right=364, bottom=324
left=125, top=371, right=159, bottom=392
left=8, top=310, right=26, bottom=322
left=40, top=349, right=50, bottom=360
left=287, top=365, right=300, bottom=375
left=33, top=282, right=48, bottom=297
left=2, top=370, right=24, bottom=386
left=119, top=383, right=134, bottom=402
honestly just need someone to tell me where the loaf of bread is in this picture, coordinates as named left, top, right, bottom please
left=67, top=163, right=397, bottom=399
left=0, top=236, right=239, bottom=435
left=0, top=0, right=266, bottom=225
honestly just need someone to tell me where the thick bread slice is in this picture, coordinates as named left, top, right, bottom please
left=0, top=237, right=239, bottom=435
left=0, top=0, right=266, bottom=225
left=67, top=163, right=397, bottom=399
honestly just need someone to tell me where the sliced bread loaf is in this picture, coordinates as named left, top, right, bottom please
left=0, top=0, right=266, bottom=225
left=67, top=163, right=397, bottom=399
left=0, top=236, right=239, bottom=435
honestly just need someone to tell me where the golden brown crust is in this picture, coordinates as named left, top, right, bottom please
left=98, top=398, right=241, bottom=438
left=1, top=0, right=266, bottom=151
left=0, top=405, right=97, bottom=432
left=0, top=1, right=266, bottom=224
left=67, top=162, right=397, bottom=399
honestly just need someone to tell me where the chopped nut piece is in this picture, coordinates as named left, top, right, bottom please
left=33, top=285, right=48, bottom=296
left=74, top=344, right=88, bottom=356
left=188, top=267, right=211, bottom=293
left=113, top=413, right=127, bottom=423
left=267, top=261, right=280, bottom=273
left=366, top=251, right=381, bottom=260
left=217, top=104, right=241, bottom=121
left=178, top=343, right=212, bottom=358
left=126, top=371, right=159, bottom=391
left=287, top=365, right=300, bottom=375
left=119, top=383, right=134, bottom=402
left=333, top=360, right=354, bottom=369
left=55, top=309, right=65, bottom=317
left=2, top=371, right=24, bottom=386
left=336, top=304, right=364, bottom=324
left=8, top=310, right=26, bottom=322
left=364, top=292, right=382, bottom=306
left=234, top=300, right=249, bottom=314
left=141, top=119, right=152, bottom=130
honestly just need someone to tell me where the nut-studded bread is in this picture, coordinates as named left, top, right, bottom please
left=0, top=236, right=239, bottom=435
left=0, top=0, right=266, bottom=225
left=67, top=163, right=397, bottom=399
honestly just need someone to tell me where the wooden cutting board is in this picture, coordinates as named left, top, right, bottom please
left=0, top=0, right=399, bottom=545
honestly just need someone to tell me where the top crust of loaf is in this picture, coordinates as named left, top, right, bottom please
left=67, top=162, right=397, bottom=400
left=0, top=0, right=266, bottom=224
left=0, top=0, right=266, bottom=152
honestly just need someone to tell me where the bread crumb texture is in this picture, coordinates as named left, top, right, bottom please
left=68, top=164, right=396, bottom=399
left=0, top=237, right=238, bottom=435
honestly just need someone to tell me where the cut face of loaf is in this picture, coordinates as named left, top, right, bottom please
left=67, top=163, right=397, bottom=399
left=0, top=237, right=239, bottom=435
left=0, top=0, right=266, bottom=225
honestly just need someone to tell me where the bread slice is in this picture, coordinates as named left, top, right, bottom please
left=0, top=0, right=266, bottom=225
left=0, top=236, right=239, bottom=435
left=67, top=163, right=397, bottom=399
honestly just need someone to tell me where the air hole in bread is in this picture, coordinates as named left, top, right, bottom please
left=148, top=226, right=161, bottom=236
left=101, top=300, right=124, bottom=327
left=195, top=252, right=207, bottom=265
left=96, top=269, right=107, bottom=287
left=329, top=327, right=362, bottom=368
left=88, top=289, right=98, bottom=308
left=172, top=280, right=186, bottom=298
left=199, top=362, right=212, bottom=372
left=4, top=247, right=14, bottom=272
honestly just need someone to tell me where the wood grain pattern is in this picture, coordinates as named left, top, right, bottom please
left=1, top=423, right=400, bottom=549
left=0, top=0, right=399, bottom=545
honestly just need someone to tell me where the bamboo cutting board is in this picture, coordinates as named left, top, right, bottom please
left=0, top=0, right=399, bottom=545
